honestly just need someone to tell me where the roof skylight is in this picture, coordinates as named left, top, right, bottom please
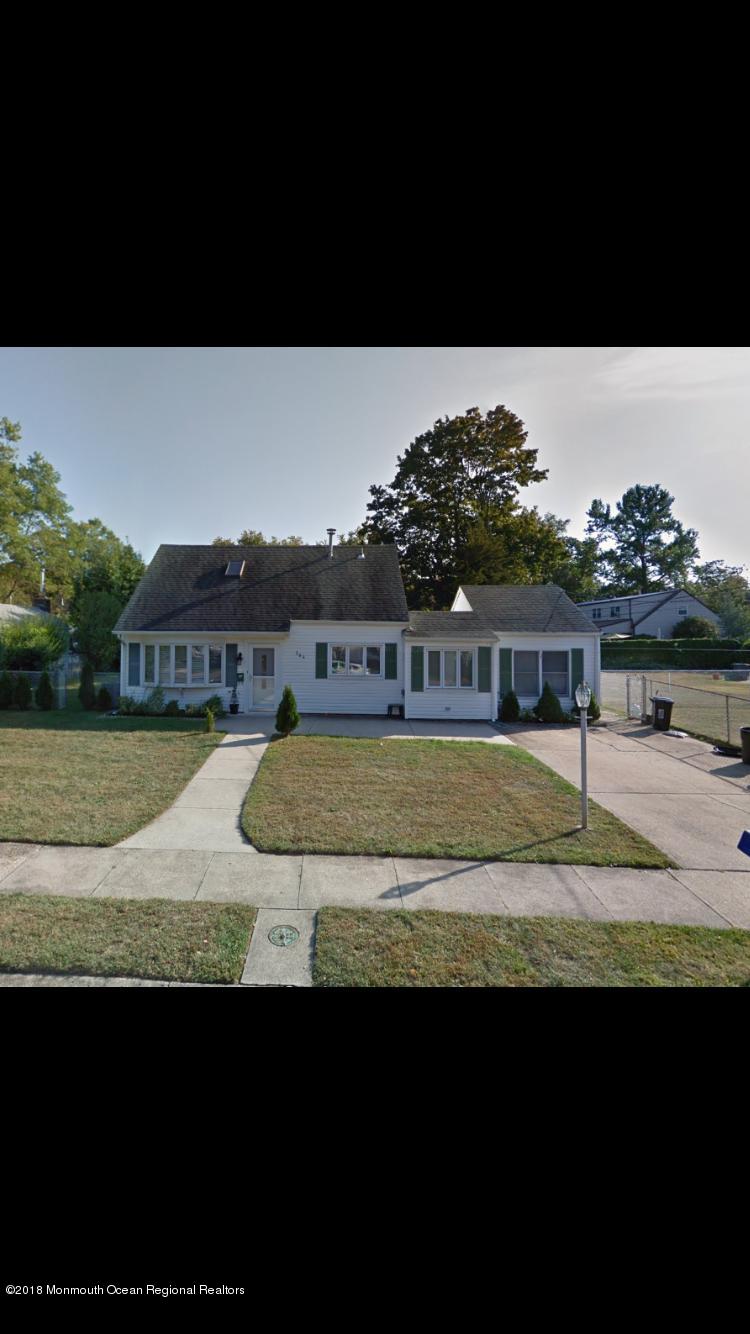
left=225, top=560, right=245, bottom=577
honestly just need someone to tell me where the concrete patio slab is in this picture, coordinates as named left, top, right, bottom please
left=393, top=858, right=505, bottom=912
left=669, top=870, right=750, bottom=929
left=240, top=908, right=316, bottom=987
left=299, top=855, right=402, bottom=909
left=484, top=861, right=613, bottom=920
left=0, top=843, right=39, bottom=883
left=196, top=852, right=302, bottom=906
left=573, top=865, right=730, bottom=927
left=94, top=849, right=213, bottom=899
left=0, top=846, right=125, bottom=896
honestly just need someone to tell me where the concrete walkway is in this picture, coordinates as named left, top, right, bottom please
left=505, top=718, right=750, bottom=872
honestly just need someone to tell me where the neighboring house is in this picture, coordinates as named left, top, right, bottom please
left=0, top=599, right=53, bottom=626
left=576, top=588, right=721, bottom=638
left=114, top=541, right=601, bottom=721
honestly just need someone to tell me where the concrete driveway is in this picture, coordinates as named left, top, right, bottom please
left=506, top=719, right=750, bottom=872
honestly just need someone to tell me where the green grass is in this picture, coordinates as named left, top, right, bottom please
left=242, top=735, right=670, bottom=867
left=0, top=709, right=223, bottom=845
left=313, top=908, right=750, bottom=987
left=0, top=895, right=257, bottom=984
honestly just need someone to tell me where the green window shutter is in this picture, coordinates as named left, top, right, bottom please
left=315, top=643, right=328, bottom=679
left=385, top=643, right=398, bottom=680
left=499, top=648, right=512, bottom=696
left=411, top=645, right=424, bottom=692
left=571, top=648, right=584, bottom=696
left=477, top=646, right=491, bottom=692
left=226, top=643, right=238, bottom=687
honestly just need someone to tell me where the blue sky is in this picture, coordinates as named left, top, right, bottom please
left=1, top=346, right=747, bottom=569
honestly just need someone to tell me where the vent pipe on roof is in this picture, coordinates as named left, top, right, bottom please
left=327, top=528, right=336, bottom=558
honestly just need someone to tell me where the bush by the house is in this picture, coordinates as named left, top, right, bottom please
left=571, top=690, right=601, bottom=722
left=275, top=684, right=300, bottom=736
left=519, top=707, right=536, bottom=722
left=97, top=685, right=113, bottom=711
left=0, top=618, right=68, bottom=671
left=185, top=694, right=226, bottom=719
left=35, top=671, right=55, bottom=711
left=164, top=699, right=182, bottom=716
left=533, top=682, right=566, bottom=723
left=670, top=617, right=717, bottom=639
left=0, top=670, right=14, bottom=709
left=79, top=661, right=97, bottom=710
left=204, top=707, right=215, bottom=733
left=13, top=673, right=32, bottom=710
left=500, top=690, right=520, bottom=722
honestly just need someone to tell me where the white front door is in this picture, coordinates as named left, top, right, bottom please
left=252, top=647, right=275, bottom=710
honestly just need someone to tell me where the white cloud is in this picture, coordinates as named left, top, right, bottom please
left=593, top=346, right=750, bottom=399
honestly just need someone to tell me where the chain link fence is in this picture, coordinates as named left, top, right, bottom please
left=602, top=670, right=750, bottom=747
left=3, top=660, right=120, bottom=710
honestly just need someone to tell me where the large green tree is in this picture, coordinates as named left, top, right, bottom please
left=363, top=405, right=548, bottom=606
left=688, top=560, right=750, bottom=640
left=586, top=484, right=699, bottom=594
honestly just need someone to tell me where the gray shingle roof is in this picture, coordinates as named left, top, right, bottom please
left=114, top=544, right=409, bottom=633
left=406, top=611, right=496, bottom=638
left=457, top=585, right=599, bottom=633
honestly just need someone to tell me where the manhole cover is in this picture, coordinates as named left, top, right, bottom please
left=268, top=925, right=300, bottom=948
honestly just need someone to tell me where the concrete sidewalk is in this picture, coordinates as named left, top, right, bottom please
left=505, top=718, right=750, bottom=872
left=2, top=840, right=749, bottom=928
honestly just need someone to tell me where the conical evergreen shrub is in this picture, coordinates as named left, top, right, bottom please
left=0, top=670, right=13, bottom=709
left=500, top=690, right=520, bottom=722
left=97, top=686, right=113, bottom=711
left=35, top=670, right=55, bottom=711
left=79, top=661, right=96, bottom=710
left=14, top=673, right=32, bottom=710
left=533, top=681, right=566, bottom=723
left=275, top=685, right=300, bottom=736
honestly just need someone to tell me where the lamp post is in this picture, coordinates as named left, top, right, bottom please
left=575, top=680, right=592, bottom=830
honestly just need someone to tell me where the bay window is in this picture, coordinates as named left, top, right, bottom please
left=129, top=642, right=228, bottom=689
left=191, top=645, right=205, bottom=684
left=209, top=644, right=222, bottom=684
left=174, top=645, right=187, bottom=684
left=159, top=645, right=171, bottom=685
left=144, top=644, right=155, bottom=685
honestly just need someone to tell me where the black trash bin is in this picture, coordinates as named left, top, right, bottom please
left=741, top=727, right=750, bottom=766
left=650, top=696, right=675, bottom=731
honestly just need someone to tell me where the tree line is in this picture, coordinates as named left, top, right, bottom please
left=0, top=417, right=145, bottom=667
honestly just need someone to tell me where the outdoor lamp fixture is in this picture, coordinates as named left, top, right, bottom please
left=575, top=681, right=592, bottom=830
left=236, top=652, right=243, bottom=665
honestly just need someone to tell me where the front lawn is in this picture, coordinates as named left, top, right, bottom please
left=242, top=736, right=670, bottom=867
left=314, top=908, right=750, bottom=987
left=0, top=895, right=256, bottom=984
left=0, top=710, right=223, bottom=845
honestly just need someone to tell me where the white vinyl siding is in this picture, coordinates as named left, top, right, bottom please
left=282, top=623, right=406, bottom=714
left=406, top=642, right=495, bottom=720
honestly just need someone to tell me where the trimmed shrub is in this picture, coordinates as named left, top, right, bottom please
left=671, top=617, right=717, bottom=639
left=500, top=690, right=520, bottom=722
left=13, top=673, right=32, bottom=710
left=0, top=670, right=14, bottom=709
left=0, top=618, right=68, bottom=671
left=35, top=671, right=55, bottom=711
left=204, top=707, right=215, bottom=733
left=533, top=682, right=566, bottom=723
left=163, top=699, right=181, bottom=716
left=97, top=685, right=113, bottom=712
left=185, top=694, right=226, bottom=720
left=79, top=661, right=96, bottom=710
left=572, top=690, right=601, bottom=721
left=275, top=684, right=300, bottom=736
left=143, top=686, right=166, bottom=716
left=118, top=695, right=136, bottom=715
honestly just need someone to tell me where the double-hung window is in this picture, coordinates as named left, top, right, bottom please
left=541, top=651, right=569, bottom=698
left=513, top=651, right=539, bottom=697
left=426, top=648, right=474, bottom=688
left=330, top=645, right=382, bottom=676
